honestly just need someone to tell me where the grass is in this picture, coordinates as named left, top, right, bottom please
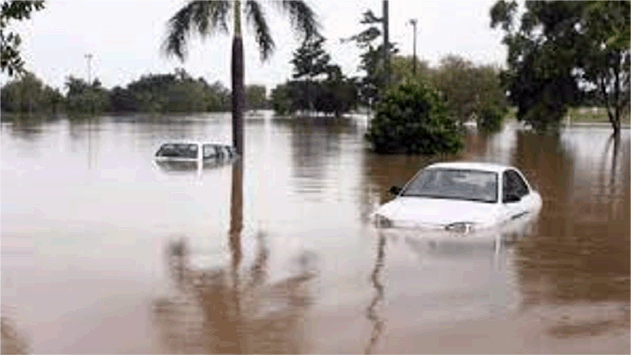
left=506, top=107, right=630, bottom=125
left=567, top=107, right=630, bottom=124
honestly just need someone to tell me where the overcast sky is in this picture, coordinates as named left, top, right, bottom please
left=0, top=0, right=506, bottom=92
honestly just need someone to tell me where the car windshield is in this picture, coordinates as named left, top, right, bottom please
left=401, top=168, right=498, bottom=203
left=156, top=144, right=198, bottom=159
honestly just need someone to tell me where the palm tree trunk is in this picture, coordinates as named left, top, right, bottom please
left=232, top=1, right=245, bottom=155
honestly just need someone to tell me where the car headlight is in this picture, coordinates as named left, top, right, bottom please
left=445, top=222, right=475, bottom=233
left=374, top=214, right=393, bottom=228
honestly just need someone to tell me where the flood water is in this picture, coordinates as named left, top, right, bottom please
left=1, top=112, right=629, bottom=354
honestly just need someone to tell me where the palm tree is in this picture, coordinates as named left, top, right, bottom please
left=163, top=0, right=320, bottom=155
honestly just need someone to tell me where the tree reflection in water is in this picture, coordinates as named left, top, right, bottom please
left=512, top=131, right=630, bottom=339
left=364, top=233, right=386, bottom=355
left=153, top=160, right=317, bottom=354
left=1, top=316, right=29, bottom=355
left=155, top=234, right=317, bottom=354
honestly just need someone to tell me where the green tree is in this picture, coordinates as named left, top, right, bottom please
left=290, top=34, right=331, bottom=114
left=313, top=65, right=358, bottom=117
left=344, top=9, right=398, bottom=108
left=0, top=0, right=45, bottom=76
left=366, top=80, right=463, bottom=155
left=390, top=55, right=430, bottom=84
left=490, top=0, right=630, bottom=135
left=163, top=0, right=320, bottom=155
left=65, top=76, right=111, bottom=113
left=245, top=84, right=267, bottom=111
left=270, top=83, right=293, bottom=115
left=1, top=71, right=63, bottom=113
left=429, top=55, right=508, bottom=130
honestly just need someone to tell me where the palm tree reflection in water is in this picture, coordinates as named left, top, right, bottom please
left=154, top=161, right=317, bottom=353
left=364, top=233, right=386, bottom=354
left=1, top=316, right=29, bottom=355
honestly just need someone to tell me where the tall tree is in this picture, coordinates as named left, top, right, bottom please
left=490, top=0, right=630, bottom=135
left=245, top=84, right=266, bottom=111
left=344, top=8, right=398, bottom=109
left=163, top=0, right=320, bottom=155
left=0, top=0, right=45, bottom=76
left=290, top=34, right=331, bottom=114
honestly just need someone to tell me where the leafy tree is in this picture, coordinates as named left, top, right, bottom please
left=391, top=55, right=430, bottom=84
left=0, top=0, right=45, bottom=76
left=245, top=84, right=267, bottom=111
left=163, top=0, right=320, bottom=155
left=490, top=0, right=630, bottom=135
left=366, top=80, right=463, bottom=155
left=429, top=55, right=508, bottom=130
left=65, top=76, right=110, bottom=113
left=290, top=34, right=331, bottom=114
left=110, top=70, right=231, bottom=113
left=344, top=9, right=399, bottom=108
left=313, top=65, right=358, bottom=117
left=270, top=83, right=293, bottom=115
left=0, top=71, right=63, bottom=113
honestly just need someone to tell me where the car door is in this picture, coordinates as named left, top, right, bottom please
left=502, top=170, right=529, bottom=220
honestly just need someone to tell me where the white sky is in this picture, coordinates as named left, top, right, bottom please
left=0, top=0, right=506, bottom=92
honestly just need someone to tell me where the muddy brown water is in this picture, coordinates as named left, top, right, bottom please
left=1, top=112, right=629, bottom=354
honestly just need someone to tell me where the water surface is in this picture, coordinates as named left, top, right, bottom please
left=1, top=112, right=629, bottom=353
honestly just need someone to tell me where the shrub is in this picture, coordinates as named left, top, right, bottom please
left=365, top=80, right=463, bottom=154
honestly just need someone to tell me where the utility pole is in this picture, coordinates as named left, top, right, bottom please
left=382, top=0, right=390, bottom=86
left=408, top=19, right=417, bottom=76
left=85, top=53, right=93, bottom=85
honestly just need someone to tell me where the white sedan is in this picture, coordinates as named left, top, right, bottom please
left=373, top=162, right=542, bottom=234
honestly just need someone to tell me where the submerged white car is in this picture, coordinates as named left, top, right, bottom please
left=154, top=142, right=237, bottom=162
left=373, top=162, right=542, bottom=233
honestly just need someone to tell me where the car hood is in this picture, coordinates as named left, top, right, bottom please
left=374, top=196, right=501, bottom=228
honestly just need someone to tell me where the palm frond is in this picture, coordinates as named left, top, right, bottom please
left=276, top=0, right=321, bottom=41
left=246, top=0, right=275, bottom=61
left=162, top=0, right=230, bottom=61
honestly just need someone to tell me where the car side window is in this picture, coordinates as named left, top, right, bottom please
left=183, top=144, right=198, bottom=159
left=203, top=145, right=215, bottom=158
left=502, top=172, right=513, bottom=202
left=508, top=170, right=529, bottom=197
left=503, top=170, right=529, bottom=202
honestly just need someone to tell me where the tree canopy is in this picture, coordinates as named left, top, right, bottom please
left=366, top=80, right=463, bottom=155
left=344, top=9, right=399, bottom=108
left=490, top=0, right=630, bottom=134
left=0, top=0, right=45, bottom=76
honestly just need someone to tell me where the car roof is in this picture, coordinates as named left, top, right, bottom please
left=159, top=142, right=230, bottom=146
left=425, top=161, right=514, bottom=174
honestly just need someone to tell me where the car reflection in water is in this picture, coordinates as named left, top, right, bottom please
left=154, top=159, right=237, bottom=174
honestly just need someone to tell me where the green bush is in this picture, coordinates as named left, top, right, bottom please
left=477, top=102, right=507, bottom=132
left=365, top=80, right=463, bottom=154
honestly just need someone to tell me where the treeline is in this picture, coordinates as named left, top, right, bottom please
left=1, top=68, right=268, bottom=114
left=268, top=9, right=508, bottom=131
left=270, top=36, right=358, bottom=117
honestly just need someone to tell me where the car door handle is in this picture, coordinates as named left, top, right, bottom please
left=511, top=211, right=528, bottom=220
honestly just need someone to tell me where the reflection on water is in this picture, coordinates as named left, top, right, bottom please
left=364, top=233, right=386, bottom=355
left=152, top=161, right=317, bottom=353
left=1, top=315, right=29, bottom=355
left=510, top=130, right=630, bottom=339
left=154, top=159, right=237, bottom=173
left=1, top=113, right=629, bottom=353
left=153, top=235, right=316, bottom=354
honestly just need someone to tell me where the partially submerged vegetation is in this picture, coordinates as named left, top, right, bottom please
left=366, top=80, right=463, bottom=155
left=0, top=69, right=266, bottom=115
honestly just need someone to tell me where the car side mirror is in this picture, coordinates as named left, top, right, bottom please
left=504, top=192, right=521, bottom=203
left=389, top=186, right=402, bottom=195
